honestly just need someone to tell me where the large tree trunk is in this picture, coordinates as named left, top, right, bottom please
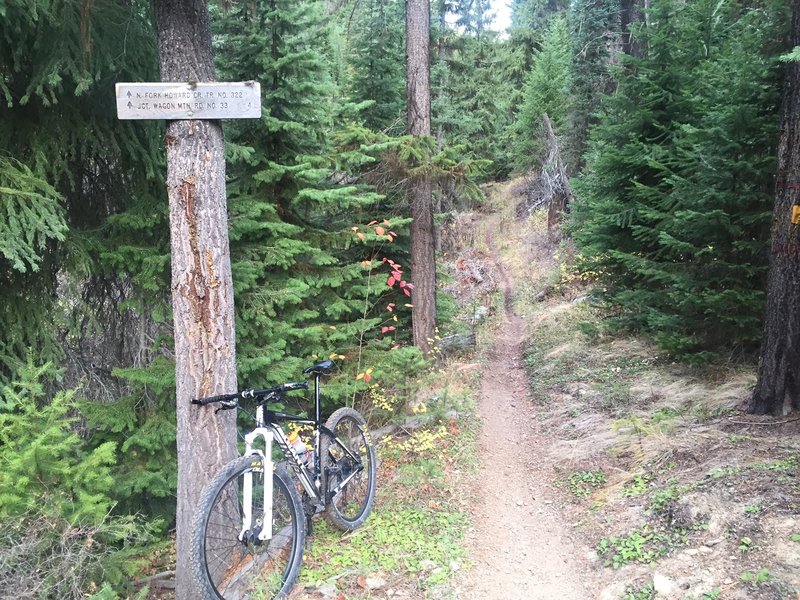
left=407, top=0, right=437, bottom=356
left=153, top=1, right=238, bottom=595
left=750, top=0, right=800, bottom=416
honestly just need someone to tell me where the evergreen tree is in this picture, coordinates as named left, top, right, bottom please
left=511, top=0, right=567, bottom=30
left=571, top=0, right=787, bottom=358
left=0, top=0, right=162, bottom=386
left=751, top=0, right=800, bottom=414
left=213, top=0, right=388, bottom=384
left=342, top=0, right=406, bottom=133
left=433, top=32, right=518, bottom=179
left=407, top=0, right=438, bottom=355
left=567, top=0, right=621, bottom=169
left=453, top=0, right=495, bottom=37
left=513, top=14, right=572, bottom=169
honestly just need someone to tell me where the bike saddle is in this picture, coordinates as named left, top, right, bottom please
left=304, top=360, right=335, bottom=375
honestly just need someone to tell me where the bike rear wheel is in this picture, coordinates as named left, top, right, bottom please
left=192, top=455, right=305, bottom=600
left=322, top=407, right=377, bottom=531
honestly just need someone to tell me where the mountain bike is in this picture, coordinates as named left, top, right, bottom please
left=189, top=360, right=377, bottom=599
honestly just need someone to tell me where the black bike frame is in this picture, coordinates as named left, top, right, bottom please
left=255, top=371, right=363, bottom=507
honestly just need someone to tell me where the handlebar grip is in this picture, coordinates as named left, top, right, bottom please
left=282, top=381, right=309, bottom=392
left=191, top=393, right=239, bottom=406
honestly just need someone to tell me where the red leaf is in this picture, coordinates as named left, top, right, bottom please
left=375, top=226, right=385, bottom=236
left=386, top=303, right=396, bottom=312
left=403, top=288, right=411, bottom=296
left=357, top=576, right=367, bottom=588
left=363, top=372, right=372, bottom=382
left=387, top=276, right=396, bottom=287
left=399, top=280, right=406, bottom=288
left=367, top=220, right=378, bottom=226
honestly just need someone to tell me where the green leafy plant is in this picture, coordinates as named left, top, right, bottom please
left=623, top=581, right=655, bottom=600
left=740, top=568, right=771, bottom=587
left=622, top=473, right=652, bottom=498
left=744, top=503, right=761, bottom=515
left=597, top=524, right=687, bottom=569
left=648, top=485, right=688, bottom=514
left=565, top=470, right=607, bottom=498
left=0, top=357, right=116, bottom=524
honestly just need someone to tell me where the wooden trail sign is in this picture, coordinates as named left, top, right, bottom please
left=115, top=81, right=261, bottom=120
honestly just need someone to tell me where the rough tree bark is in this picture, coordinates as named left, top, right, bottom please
left=152, top=1, right=238, bottom=595
left=750, top=0, right=800, bottom=416
left=619, top=0, right=647, bottom=58
left=406, top=0, right=437, bottom=356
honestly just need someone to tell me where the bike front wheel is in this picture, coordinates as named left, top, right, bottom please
left=322, top=407, right=377, bottom=531
left=192, top=455, right=306, bottom=600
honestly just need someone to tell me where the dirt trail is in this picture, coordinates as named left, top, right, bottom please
left=457, top=191, right=595, bottom=599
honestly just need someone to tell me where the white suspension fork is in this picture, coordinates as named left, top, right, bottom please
left=240, top=427, right=274, bottom=542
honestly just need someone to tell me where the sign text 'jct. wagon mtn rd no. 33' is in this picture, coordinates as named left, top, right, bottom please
left=115, top=81, right=262, bottom=120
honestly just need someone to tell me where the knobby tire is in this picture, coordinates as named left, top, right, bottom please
left=322, top=407, right=377, bottom=531
left=191, top=455, right=305, bottom=600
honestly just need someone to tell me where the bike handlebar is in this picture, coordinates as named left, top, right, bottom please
left=192, top=381, right=309, bottom=406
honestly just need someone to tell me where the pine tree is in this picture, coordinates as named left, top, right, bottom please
left=213, top=0, right=389, bottom=383
left=751, top=0, right=800, bottom=414
left=433, top=32, right=519, bottom=179
left=566, top=0, right=621, bottom=169
left=513, top=15, right=572, bottom=169
left=453, top=0, right=495, bottom=37
left=407, top=0, right=438, bottom=355
left=571, top=0, right=787, bottom=359
left=0, top=0, right=162, bottom=386
left=0, top=357, right=116, bottom=524
left=342, top=0, right=406, bottom=133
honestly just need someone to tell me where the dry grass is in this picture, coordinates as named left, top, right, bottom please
left=472, top=177, right=800, bottom=598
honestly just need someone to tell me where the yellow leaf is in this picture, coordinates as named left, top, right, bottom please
left=404, top=303, right=413, bottom=308
left=356, top=372, right=365, bottom=380
left=357, top=232, right=365, bottom=241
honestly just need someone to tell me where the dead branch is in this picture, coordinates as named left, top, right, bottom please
left=541, top=113, right=574, bottom=241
